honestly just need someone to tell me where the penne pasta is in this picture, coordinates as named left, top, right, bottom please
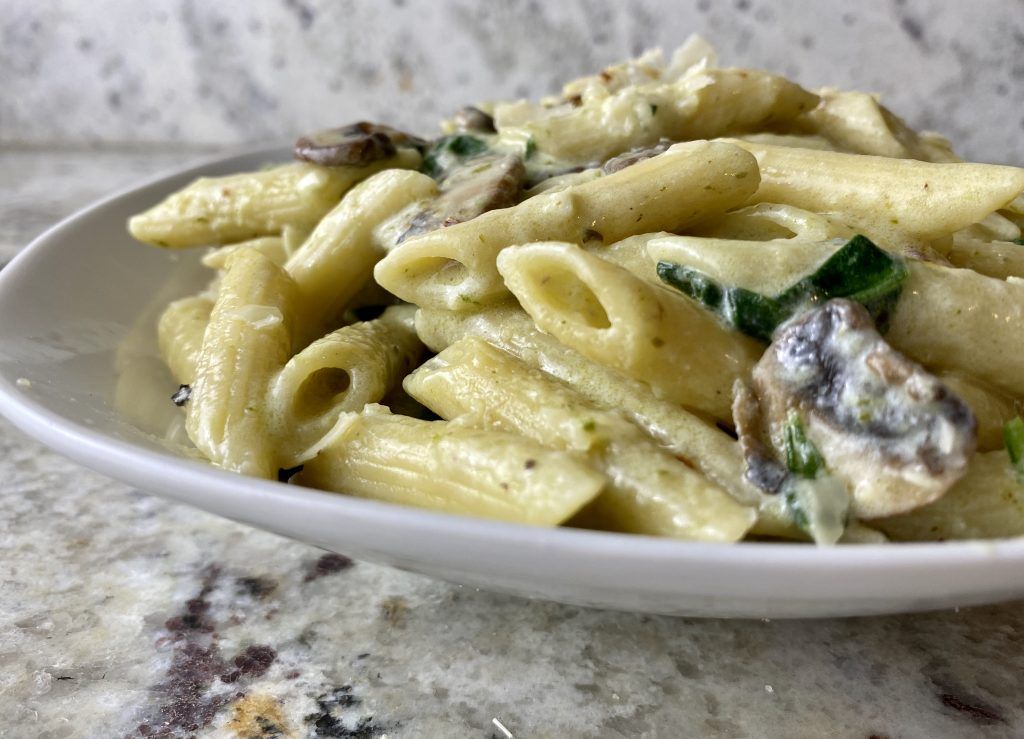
left=296, top=405, right=604, bottom=525
left=501, top=68, right=817, bottom=165
left=269, top=305, right=423, bottom=466
left=374, top=140, right=760, bottom=311
left=157, top=295, right=214, bottom=385
left=129, top=39, right=1024, bottom=546
left=874, top=452, right=1024, bottom=541
left=413, top=305, right=805, bottom=538
left=186, top=249, right=297, bottom=478
left=201, top=236, right=288, bottom=270
left=726, top=140, right=1024, bottom=243
left=498, top=241, right=762, bottom=420
left=405, top=337, right=756, bottom=541
left=285, top=168, right=437, bottom=342
left=129, top=151, right=420, bottom=248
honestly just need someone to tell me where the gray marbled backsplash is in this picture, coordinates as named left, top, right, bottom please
left=2, top=0, right=1023, bottom=164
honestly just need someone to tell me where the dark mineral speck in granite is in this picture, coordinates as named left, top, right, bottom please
left=939, top=692, right=1006, bottom=725
left=304, top=552, right=354, bottom=582
left=235, top=575, right=277, bottom=598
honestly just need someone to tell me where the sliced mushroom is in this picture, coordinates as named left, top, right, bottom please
left=396, top=154, right=525, bottom=243
left=752, top=299, right=977, bottom=518
left=732, top=381, right=850, bottom=544
left=451, top=106, right=496, bottom=134
left=602, top=138, right=674, bottom=174
left=732, top=381, right=788, bottom=494
left=294, top=122, right=427, bottom=167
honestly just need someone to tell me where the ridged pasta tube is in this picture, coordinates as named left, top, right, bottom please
left=497, top=242, right=762, bottom=421
left=202, top=236, right=288, bottom=270
left=269, top=305, right=423, bottom=466
left=295, top=405, right=604, bottom=526
left=129, top=151, right=420, bottom=248
left=157, top=295, right=213, bottom=384
left=727, top=140, right=1024, bottom=241
left=285, top=168, right=437, bottom=341
left=874, top=452, right=1024, bottom=541
left=404, top=337, right=755, bottom=541
left=374, top=140, right=760, bottom=311
left=414, top=306, right=818, bottom=538
left=937, top=373, right=1022, bottom=452
left=186, top=249, right=297, bottom=478
left=508, top=68, right=818, bottom=164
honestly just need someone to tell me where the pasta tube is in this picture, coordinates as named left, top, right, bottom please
left=374, top=140, right=760, bottom=311
left=269, top=305, right=423, bottom=466
left=186, top=249, right=297, bottom=478
left=202, top=236, right=288, bottom=270
left=507, top=68, right=817, bottom=164
left=414, top=306, right=813, bottom=538
left=157, top=295, right=213, bottom=384
left=405, top=337, right=756, bottom=542
left=129, top=151, right=420, bottom=248
left=727, top=140, right=1024, bottom=241
left=645, top=235, right=1024, bottom=398
left=296, top=405, right=603, bottom=526
left=497, top=242, right=762, bottom=420
left=799, top=89, right=950, bottom=161
left=937, top=373, right=1022, bottom=452
left=946, top=237, right=1024, bottom=280
left=285, top=168, right=437, bottom=341
left=888, top=262, right=1024, bottom=398
left=874, top=451, right=1024, bottom=541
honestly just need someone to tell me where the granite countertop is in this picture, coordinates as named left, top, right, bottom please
left=3, top=145, right=1024, bottom=739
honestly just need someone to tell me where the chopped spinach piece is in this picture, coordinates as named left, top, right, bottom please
left=657, top=234, right=908, bottom=341
left=524, top=136, right=537, bottom=160
left=1004, top=416, right=1024, bottom=481
left=1012, top=238, right=1024, bottom=246
left=170, top=384, right=192, bottom=406
left=421, top=134, right=490, bottom=179
left=783, top=413, right=825, bottom=479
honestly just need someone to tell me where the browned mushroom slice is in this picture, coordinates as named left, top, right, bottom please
left=753, top=299, right=977, bottom=518
left=602, top=138, right=674, bottom=174
left=451, top=106, right=496, bottom=134
left=396, top=154, right=525, bottom=243
left=294, top=122, right=427, bottom=167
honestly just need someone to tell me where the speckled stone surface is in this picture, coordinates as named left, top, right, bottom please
left=3, top=145, right=1024, bottom=738
left=1, top=0, right=1023, bottom=165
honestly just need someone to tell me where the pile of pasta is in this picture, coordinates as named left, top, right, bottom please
left=129, top=38, right=1024, bottom=545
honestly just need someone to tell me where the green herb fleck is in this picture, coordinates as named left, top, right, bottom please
left=784, top=412, right=825, bottom=479
left=649, top=103, right=659, bottom=115
left=1004, top=416, right=1024, bottom=480
left=524, top=136, right=537, bottom=159
left=1013, top=238, right=1024, bottom=246
left=582, top=419, right=597, bottom=432
left=421, top=134, right=489, bottom=178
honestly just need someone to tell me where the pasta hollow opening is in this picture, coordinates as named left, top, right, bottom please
left=528, top=263, right=612, bottom=329
left=295, top=367, right=353, bottom=418
left=403, top=257, right=470, bottom=288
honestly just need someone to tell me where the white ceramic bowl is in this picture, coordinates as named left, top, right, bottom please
left=2, top=146, right=1023, bottom=618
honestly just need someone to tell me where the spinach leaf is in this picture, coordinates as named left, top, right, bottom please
left=657, top=234, right=908, bottom=341
left=421, top=134, right=490, bottom=179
